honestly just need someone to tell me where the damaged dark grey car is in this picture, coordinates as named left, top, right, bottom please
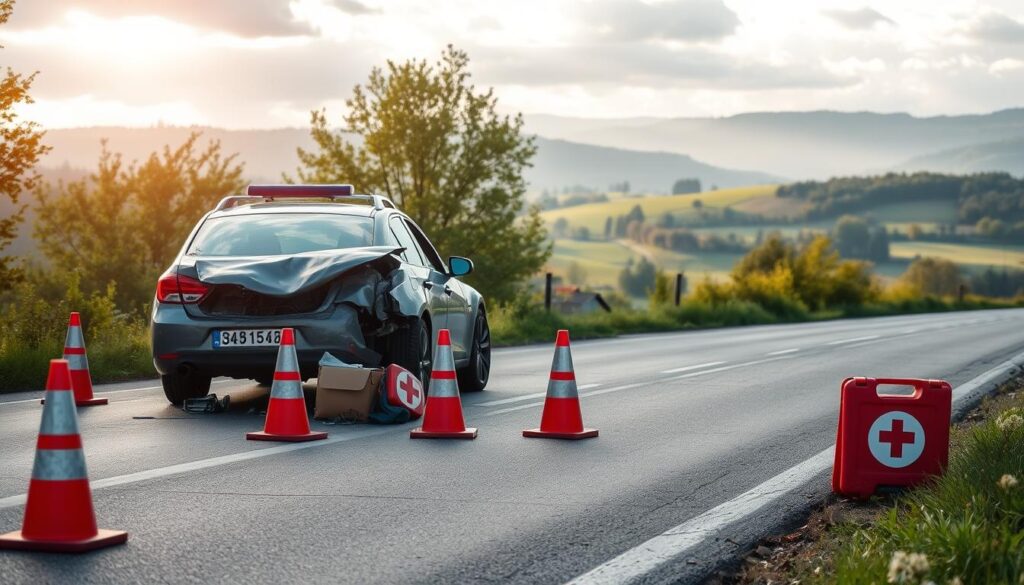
left=151, top=184, right=491, bottom=405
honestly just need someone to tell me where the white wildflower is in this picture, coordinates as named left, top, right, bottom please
left=996, top=408, right=1024, bottom=431
left=998, top=474, right=1019, bottom=491
left=888, top=551, right=930, bottom=584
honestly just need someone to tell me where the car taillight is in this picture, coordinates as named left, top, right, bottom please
left=156, top=273, right=209, bottom=304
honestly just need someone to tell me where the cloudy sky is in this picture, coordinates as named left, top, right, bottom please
left=3, top=0, right=1024, bottom=128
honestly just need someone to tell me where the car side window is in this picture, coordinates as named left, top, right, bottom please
left=404, top=220, right=447, bottom=273
left=388, top=217, right=426, bottom=267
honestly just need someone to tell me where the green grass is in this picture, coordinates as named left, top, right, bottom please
left=807, top=401, right=1024, bottom=585
left=0, top=321, right=152, bottom=393
left=540, top=185, right=779, bottom=233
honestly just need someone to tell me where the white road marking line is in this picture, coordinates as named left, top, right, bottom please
left=766, top=348, right=799, bottom=356
left=0, top=379, right=239, bottom=407
left=0, top=425, right=398, bottom=510
left=826, top=335, right=879, bottom=346
left=565, top=349, right=1024, bottom=585
left=565, top=448, right=835, bottom=585
left=473, top=384, right=603, bottom=408
left=474, top=392, right=547, bottom=407
left=659, top=361, right=726, bottom=374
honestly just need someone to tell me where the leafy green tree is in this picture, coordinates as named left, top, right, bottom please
left=294, top=45, right=548, bottom=303
left=618, top=256, right=657, bottom=297
left=0, top=0, right=50, bottom=289
left=672, top=178, right=701, bottom=195
left=34, top=134, right=244, bottom=310
left=833, top=215, right=871, bottom=259
left=898, top=257, right=962, bottom=297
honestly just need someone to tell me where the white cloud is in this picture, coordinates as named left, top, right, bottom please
left=990, top=57, right=1024, bottom=74
left=3, top=0, right=1024, bottom=128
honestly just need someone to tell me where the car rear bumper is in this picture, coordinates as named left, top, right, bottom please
left=150, top=302, right=380, bottom=380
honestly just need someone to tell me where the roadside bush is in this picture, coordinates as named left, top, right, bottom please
left=0, top=272, right=151, bottom=392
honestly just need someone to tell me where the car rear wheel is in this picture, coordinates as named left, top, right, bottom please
left=161, top=372, right=212, bottom=405
left=458, top=309, right=490, bottom=392
left=387, top=317, right=432, bottom=390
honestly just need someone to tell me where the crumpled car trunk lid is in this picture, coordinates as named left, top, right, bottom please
left=178, top=246, right=403, bottom=319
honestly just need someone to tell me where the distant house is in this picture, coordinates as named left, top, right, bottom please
left=552, top=288, right=612, bottom=314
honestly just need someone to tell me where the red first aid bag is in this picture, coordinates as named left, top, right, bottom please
left=832, top=377, right=952, bottom=499
left=383, top=364, right=425, bottom=419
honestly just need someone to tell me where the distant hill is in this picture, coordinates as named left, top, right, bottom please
left=526, top=138, right=780, bottom=194
left=524, top=109, right=1024, bottom=180
left=898, top=139, right=1024, bottom=176
left=38, top=126, right=780, bottom=194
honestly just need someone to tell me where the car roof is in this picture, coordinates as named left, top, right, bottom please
left=208, top=201, right=382, bottom=219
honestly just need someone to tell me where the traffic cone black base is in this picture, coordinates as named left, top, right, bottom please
left=410, top=427, right=478, bottom=439
left=0, top=528, right=127, bottom=553
left=40, top=397, right=107, bottom=406
left=523, top=428, right=598, bottom=440
left=246, top=430, right=327, bottom=442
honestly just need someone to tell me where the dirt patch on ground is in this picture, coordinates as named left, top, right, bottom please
left=706, top=375, right=1024, bottom=585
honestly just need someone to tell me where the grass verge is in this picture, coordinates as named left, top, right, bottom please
left=714, top=377, right=1024, bottom=585
left=0, top=320, right=152, bottom=394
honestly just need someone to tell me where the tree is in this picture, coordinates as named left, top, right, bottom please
left=833, top=215, right=871, bottom=259
left=566, top=261, right=587, bottom=286
left=618, top=256, right=657, bottom=297
left=898, top=257, right=962, bottom=297
left=295, top=46, right=548, bottom=303
left=672, top=178, right=701, bottom=195
left=0, top=0, right=50, bottom=289
left=604, top=216, right=613, bottom=240
left=35, top=134, right=244, bottom=309
left=552, top=217, right=569, bottom=238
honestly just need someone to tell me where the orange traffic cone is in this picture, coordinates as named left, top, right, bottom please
left=524, top=330, right=598, bottom=440
left=43, top=312, right=106, bottom=406
left=410, top=329, right=477, bottom=439
left=247, top=328, right=327, bottom=442
left=0, top=359, right=128, bottom=552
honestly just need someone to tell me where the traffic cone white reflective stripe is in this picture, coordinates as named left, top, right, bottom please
left=0, top=359, right=128, bottom=553
left=524, top=330, right=598, bottom=440
left=411, top=329, right=477, bottom=439
left=51, top=312, right=106, bottom=406
left=247, top=328, right=327, bottom=442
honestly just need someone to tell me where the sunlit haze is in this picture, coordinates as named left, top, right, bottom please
left=3, top=0, right=1024, bottom=128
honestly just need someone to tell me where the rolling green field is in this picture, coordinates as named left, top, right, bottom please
left=548, top=238, right=740, bottom=288
left=890, top=241, right=1024, bottom=270
left=541, top=187, right=1022, bottom=292
left=540, top=185, right=779, bottom=233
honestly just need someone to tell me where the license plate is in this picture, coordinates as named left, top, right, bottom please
left=212, top=329, right=282, bottom=348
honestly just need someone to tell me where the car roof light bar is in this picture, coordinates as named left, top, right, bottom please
left=214, top=185, right=396, bottom=212
left=246, top=184, right=354, bottom=198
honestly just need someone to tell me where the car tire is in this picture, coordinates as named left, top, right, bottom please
left=387, top=317, right=432, bottom=390
left=458, top=309, right=491, bottom=392
left=161, top=372, right=212, bottom=405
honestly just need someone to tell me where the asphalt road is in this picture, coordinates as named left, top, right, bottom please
left=2, top=309, right=1024, bottom=584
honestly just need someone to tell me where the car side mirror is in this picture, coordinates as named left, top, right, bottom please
left=448, top=256, right=473, bottom=277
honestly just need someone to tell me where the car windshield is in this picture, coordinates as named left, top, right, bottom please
left=186, top=213, right=374, bottom=256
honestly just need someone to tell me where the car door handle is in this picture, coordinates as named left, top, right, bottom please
left=423, top=281, right=434, bottom=290
left=443, top=285, right=453, bottom=296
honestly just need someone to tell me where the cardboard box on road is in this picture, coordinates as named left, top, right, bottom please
left=314, top=363, right=384, bottom=421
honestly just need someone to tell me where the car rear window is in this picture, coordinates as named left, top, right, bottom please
left=186, top=213, right=373, bottom=256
